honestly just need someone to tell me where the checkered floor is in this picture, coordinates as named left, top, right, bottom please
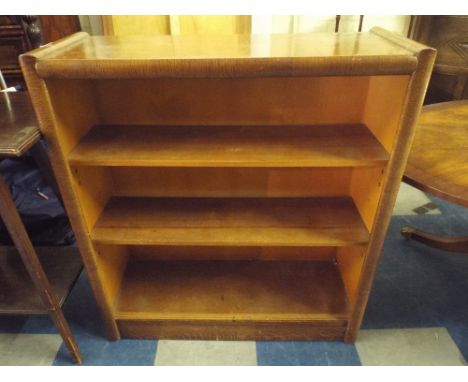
left=1, top=182, right=467, bottom=366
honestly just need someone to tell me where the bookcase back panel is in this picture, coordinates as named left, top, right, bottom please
left=92, top=77, right=369, bottom=125
left=128, top=246, right=337, bottom=261
left=109, top=167, right=352, bottom=198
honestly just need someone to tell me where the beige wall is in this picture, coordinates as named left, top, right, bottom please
left=99, top=15, right=251, bottom=36
left=255, top=16, right=411, bottom=35
left=80, top=15, right=412, bottom=37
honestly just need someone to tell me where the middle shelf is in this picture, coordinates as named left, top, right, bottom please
left=91, top=197, right=369, bottom=246
left=69, top=124, right=388, bottom=167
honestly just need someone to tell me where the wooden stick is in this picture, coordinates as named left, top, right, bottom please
left=0, top=175, right=82, bottom=364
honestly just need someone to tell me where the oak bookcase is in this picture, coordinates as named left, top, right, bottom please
left=20, top=28, right=435, bottom=342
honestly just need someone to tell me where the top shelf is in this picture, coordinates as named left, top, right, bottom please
left=24, top=28, right=433, bottom=79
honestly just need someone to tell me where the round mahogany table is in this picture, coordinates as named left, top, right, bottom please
left=401, top=100, right=468, bottom=253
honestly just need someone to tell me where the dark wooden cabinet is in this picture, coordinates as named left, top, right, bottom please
left=0, top=15, right=80, bottom=89
left=38, top=16, right=81, bottom=44
left=413, top=16, right=468, bottom=103
left=0, top=16, right=40, bottom=88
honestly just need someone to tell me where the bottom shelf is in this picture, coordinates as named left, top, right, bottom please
left=0, top=246, right=82, bottom=315
left=114, top=259, right=351, bottom=340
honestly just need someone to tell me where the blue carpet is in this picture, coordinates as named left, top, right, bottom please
left=0, top=315, right=27, bottom=334
left=1, top=192, right=467, bottom=365
left=363, top=194, right=468, bottom=360
left=257, top=341, right=361, bottom=366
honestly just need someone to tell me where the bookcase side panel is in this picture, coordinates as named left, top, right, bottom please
left=44, top=79, right=99, bottom=155
left=345, top=49, right=437, bottom=342
left=19, top=56, right=121, bottom=339
left=336, top=246, right=367, bottom=307
left=70, top=166, right=114, bottom=232
left=94, top=244, right=130, bottom=308
left=341, top=76, right=412, bottom=316
left=362, top=75, right=411, bottom=152
left=349, top=165, right=387, bottom=232
left=44, top=81, right=114, bottom=233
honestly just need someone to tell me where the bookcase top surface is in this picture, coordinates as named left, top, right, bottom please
left=25, top=28, right=432, bottom=78
left=42, top=31, right=416, bottom=60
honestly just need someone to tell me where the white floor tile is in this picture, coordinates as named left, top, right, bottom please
left=393, top=182, right=440, bottom=216
left=155, top=340, right=257, bottom=366
left=0, top=333, right=62, bottom=366
left=356, top=327, right=466, bottom=366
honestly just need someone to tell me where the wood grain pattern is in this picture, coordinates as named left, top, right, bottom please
left=336, top=246, right=366, bottom=307
left=0, top=92, right=40, bottom=157
left=44, top=79, right=98, bottom=155
left=92, top=197, right=369, bottom=247
left=71, top=166, right=113, bottom=231
left=69, top=124, right=388, bottom=168
left=33, top=31, right=418, bottom=79
left=20, top=39, right=121, bottom=340
left=401, top=100, right=468, bottom=253
left=39, top=16, right=81, bottom=43
left=128, top=246, right=337, bottom=261
left=115, top=260, right=350, bottom=321
left=93, top=77, right=369, bottom=126
left=93, top=244, right=129, bottom=308
left=0, top=16, right=41, bottom=88
left=362, top=75, right=410, bottom=152
left=345, top=43, right=436, bottom=342
left=20, top=28, right=436, bottom=342
left=404, top=100, right=468, bottom=207
left=109, top=167, right=353, bottom=198
left=413, top=16, right=468, bottom=102
left=414, top=16, right=468, bottom=76
left=401, top=227, right=468, bottom=253
left=117, top=320, right=346, bottom=341
left=350, top=165, right=386, bottom=232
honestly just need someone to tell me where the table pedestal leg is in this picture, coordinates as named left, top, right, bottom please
left=401, top=226, right=468, bottom=253
left=0, top=175, right=82, bottom=364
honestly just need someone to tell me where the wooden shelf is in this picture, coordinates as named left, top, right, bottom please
left=0, top=246, right=82, bottom=315
left=69, top=124, right=388, bottom=167
left=114, top=260, right=351, bottom=340
left=115, top=259, right=350, bottom=339
left=91, top=197, right=369, bottom=247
